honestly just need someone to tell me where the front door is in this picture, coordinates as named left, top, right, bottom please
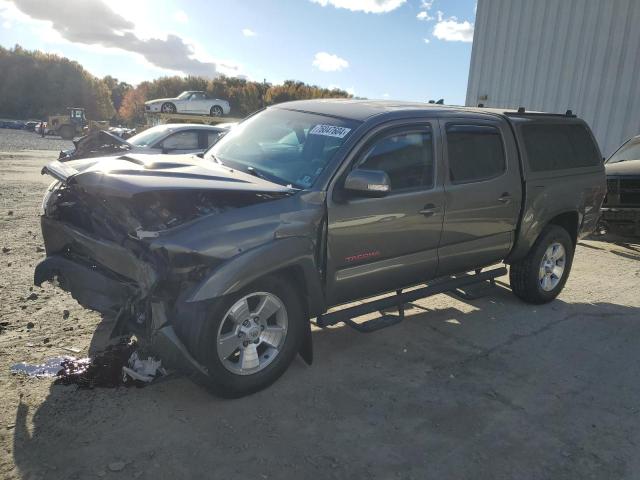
left=326, top=123, right=445, bottom=305
left=437, top=119, right=522, bottom=276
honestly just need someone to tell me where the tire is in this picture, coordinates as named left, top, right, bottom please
left=182, top=275, right=305, bottom=398
left=210, top=105, right=224, bottom=117
left=161, top=102, right=177, bottom=113
left=509, top=225, right=574, bottom=304
left=58, top=125, right=75, bottom=140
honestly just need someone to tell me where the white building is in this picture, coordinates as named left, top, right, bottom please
left=466, top=0, right=640, bottom=156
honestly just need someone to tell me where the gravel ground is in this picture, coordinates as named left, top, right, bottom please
left=0, top=146, right=639, bottom=480
left=0, top=129, right=73, bottom=152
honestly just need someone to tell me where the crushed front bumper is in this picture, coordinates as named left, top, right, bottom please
left=34, top=215, right=212, bottom=374
left=35, top=215, right=157, bottom=318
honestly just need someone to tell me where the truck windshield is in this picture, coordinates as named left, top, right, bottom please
left=206, top=108, right=358, bottom=188
left=607, top=139, right=640, bottom=164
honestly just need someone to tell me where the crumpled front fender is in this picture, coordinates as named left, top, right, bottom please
left=186, top=237, right=325, bottom=317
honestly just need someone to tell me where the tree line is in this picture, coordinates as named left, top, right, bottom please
left=0, top=45, right=353, bottom=125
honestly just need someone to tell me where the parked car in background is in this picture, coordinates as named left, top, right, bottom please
left=59, top=123, right=230, bottom=161
left=145, top=91, right=231, bottom=117
left=24, top=121, right=39, bottom=132
left=601, top=135, right=640, bottom=235
left=36, top=100, right=605, bottom=397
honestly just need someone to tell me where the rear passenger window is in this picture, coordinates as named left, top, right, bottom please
left=162, top=131, right=199, bottom=150
left=446, top=125, right=505, bottom=183
left=357, top=128, right=434, bottom=191
left=521, top=124, right=601, bottom=171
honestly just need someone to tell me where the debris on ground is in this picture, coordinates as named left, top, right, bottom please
left=26, top=321, right=34, bottom=329
left=61, top=346, right=83, bottom=354
left=55, top=341, right=136, bottom=388
left=10, top=356, right=74, bottom=377
left=122, top=351, right=166, bottom=383
left=0, top=321, right=8, bottom=333
left=26, top=292, right=38, bottom=301
left=9, top=340, right=167, bottom=388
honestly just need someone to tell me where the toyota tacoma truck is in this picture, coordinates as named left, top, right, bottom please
left=35, top=100, right=606, bottom=397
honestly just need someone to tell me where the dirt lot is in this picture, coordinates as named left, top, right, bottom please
left=1, top=129, right=639, bottom=479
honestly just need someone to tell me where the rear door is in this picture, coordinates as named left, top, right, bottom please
left=326, top=122, right=445, bottom=305
left=437, top=118, right=521, bottom=275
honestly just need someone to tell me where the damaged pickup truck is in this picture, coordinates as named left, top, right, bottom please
left=36, top=100, right=606, bottom=397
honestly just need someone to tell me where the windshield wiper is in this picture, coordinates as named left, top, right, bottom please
left=246, top=166, right=269, bottom=180
left=246, top=166, right=300, bottom=189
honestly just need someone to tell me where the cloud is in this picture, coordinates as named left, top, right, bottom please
left=7, top=0, right=233, bottom=77
left=312, top=52, right=349, bottom=72
left=173, top=10, right=188, bottom=23
left=423, top=38, right=430, bottom=43
left=242, top=28, right=256, bottom=37
left=416, top=0, right=433, bottom=20
left=433, top=16, right=474, bottom=42
left=310, top=0, right=406, bottom=14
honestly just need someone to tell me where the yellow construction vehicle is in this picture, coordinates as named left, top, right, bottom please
left=47, top=107, right=109, bottom=140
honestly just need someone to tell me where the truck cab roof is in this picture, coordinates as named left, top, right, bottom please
left=273, top=99, right=578, bottom=123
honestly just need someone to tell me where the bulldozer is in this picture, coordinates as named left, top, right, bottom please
left=47, top=107, right=109, bottom=140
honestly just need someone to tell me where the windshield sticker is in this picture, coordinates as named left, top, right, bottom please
left=309, top=124, right=351, bottom=138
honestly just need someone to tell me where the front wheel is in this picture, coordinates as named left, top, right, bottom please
left=210, top=105, right=224, bottom=117
left=58, top=125, right=75, bottom=140
left=161, top=102, right=177, bottom=113
left=509, top=225, right=574, bottom=304
left=188, top=275, right=305, bottom=397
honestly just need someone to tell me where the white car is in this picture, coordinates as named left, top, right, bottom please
left=145, top=91, right=231, bottom=117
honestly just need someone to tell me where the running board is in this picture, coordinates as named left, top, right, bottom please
left=316, top=267, right=507, bottom=332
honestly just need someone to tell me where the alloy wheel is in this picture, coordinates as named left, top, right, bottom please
left=216, top=292, right=288, bottom=375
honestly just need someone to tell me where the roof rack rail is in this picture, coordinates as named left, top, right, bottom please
left=504, top=111, right=577, bottom=119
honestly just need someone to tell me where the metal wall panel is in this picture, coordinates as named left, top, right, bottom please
left=466, top=0, right=640, bottom=156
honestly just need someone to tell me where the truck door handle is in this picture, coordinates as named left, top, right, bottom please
left=497, top=193, right=512, bottom=204
left=419, top=204, right=440, bottom=217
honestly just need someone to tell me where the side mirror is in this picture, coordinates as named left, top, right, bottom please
left=344, top=169, right=391, bottom=197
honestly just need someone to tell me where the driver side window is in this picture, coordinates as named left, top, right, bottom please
left=356, top=128, right=434, bottom=192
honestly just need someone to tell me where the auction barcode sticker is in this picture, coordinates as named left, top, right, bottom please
left=309, top=124, right=351, bottom=138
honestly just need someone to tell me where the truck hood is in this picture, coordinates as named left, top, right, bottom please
left=42, top=154, right=295, bottom=198
left=605, top=159, right=640, bottom=176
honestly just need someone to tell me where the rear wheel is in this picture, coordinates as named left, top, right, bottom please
left=186, top=275, right=305, bottom=397
left=58, top=125, right=75, bottom=140
left=210, top=105, right=224, bottom=117
left=161, top=102, right=177, bottom=113
left=509, top=225, right=574, bottom=304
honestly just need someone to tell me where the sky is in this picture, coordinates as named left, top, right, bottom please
left=0, top=0, right=477, bottom=105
